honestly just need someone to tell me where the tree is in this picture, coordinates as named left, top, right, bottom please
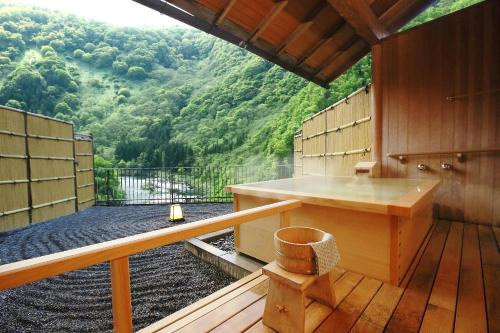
left=92, top=45, right=119, bottom=68
left=117, top=88, right=130, bottom=97
left=0, top=65, right=45, bottom=112
left=83, top=42, right=96, bottom=52
left=126, top=66, right=147, bottom=80
left=112, top=60, right=128, bottom=75
left=54, top=101, right=72, bottom=115
left=73, top=49, right=84, bottom=58
left=5, top=99, right=24, bottom=109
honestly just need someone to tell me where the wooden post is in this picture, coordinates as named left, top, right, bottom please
left=371, top=44, right=383, bottom=170
left=233, top=194, right=240, bottom=251
left=23, top=112, right=33, bottom=224
left=110, top=257, right=133, bottom=333
left=72, top=125, right=78, bottom=212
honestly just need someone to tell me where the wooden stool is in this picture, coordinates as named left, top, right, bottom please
left=262, top=262, right=336, bottom=333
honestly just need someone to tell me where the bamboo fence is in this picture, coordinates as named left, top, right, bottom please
left=295, top=85, right=372, bottom=176
left=0, top=106, right=94, bottom=232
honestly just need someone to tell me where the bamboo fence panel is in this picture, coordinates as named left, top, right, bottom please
left=0, top=107, right=30, bottom=231
left=74, top=134, right=95, bottom=210
left=26, top=113, right=76, bottom=224
left=297, top=86, right=373, bottom=176
left=0, top=106, right=95, bottom=232
left=326, top=86, right=372, bottom=176
left=293, top=133, right=303, bottom=177
left=302, top=112, right=326, bottom=175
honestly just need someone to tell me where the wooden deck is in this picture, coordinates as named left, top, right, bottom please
left=141, top=220, right=499, bottom=333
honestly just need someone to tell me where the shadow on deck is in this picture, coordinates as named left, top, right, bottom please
left=140, top=220, right=499, bottom=332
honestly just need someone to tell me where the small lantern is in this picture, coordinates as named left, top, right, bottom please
left=169, top=204, right=184, bottom=222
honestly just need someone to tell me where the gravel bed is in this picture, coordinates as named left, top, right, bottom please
left=208, top=233, right=235, bottom=253
left=0, top=204, right=234, bottom=332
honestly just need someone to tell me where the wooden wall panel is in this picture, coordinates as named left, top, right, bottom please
left=379, top=0, right=500, bottom=226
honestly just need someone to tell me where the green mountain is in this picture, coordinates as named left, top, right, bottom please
left=0, top=1, right=479, bottom=168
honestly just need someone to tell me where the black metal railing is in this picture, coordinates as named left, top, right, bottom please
left=94, top=165, right=293, bottom=205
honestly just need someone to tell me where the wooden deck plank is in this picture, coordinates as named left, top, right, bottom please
left=158, top=275, right=268, bottom=333
left=173, top=279, right=269, bottom=333
left=140, top=269, right=264, bottom=333
left=400, top=222, right=437, bottom=288
left=477, top=225, right=499, bottom=333
left=385, top=220, right=450, bottom=333
left=304, top=302, right=333, bottom=332
left=142, top=221, right=496, bottom=333
left=454, top=224, right=487, bottom=333
left=350, top=283, right=403, bottom=333
left=210, top=297, right=267, bottom=333
left=315, top=277, right=382, bottom=332
left=419, top=222, right=463, bottom=333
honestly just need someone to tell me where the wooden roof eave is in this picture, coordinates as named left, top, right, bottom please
left=134, top=0, right=439, bottom=87
left=133, top=0, right=330, bottom=87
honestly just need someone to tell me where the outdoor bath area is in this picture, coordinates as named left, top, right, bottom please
left=0, top=204, right=234, bottom=332
left=227, top=176, right=439, bottom=285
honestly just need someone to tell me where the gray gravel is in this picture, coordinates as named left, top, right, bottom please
left=0, top=204, right=235, bottom=332
left=208, top=234, right=235, bottom=253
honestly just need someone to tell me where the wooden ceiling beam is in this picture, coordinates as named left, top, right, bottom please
left=380, top=0, right=437, bottom=31
left=214, top=0, right=238, bottom=26
left=327, top=0, right=389, bottom=45
left=296, top=23, right=352, bottom=68
left=248, top=1, right=288, bottom=43
left=311, top=35, right=358, bottom=76
left=322, top=40, right=369, bottom=81
left=276, top=21, right=313, bottom=55
left=276, top=1, right=328, bottom=56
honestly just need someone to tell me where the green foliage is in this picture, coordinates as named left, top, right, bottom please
left=117, top=88, right=130, bottom=97
left=115, top=95, right=127, bottom=104
left=5, top=99, right=24, bottom=109
left=54, top=101, right=71, bottom=114
left=126, top=66, right=147, bottom=80
left=73, top=49, right=84, bottom=58
left=112, top=60, right=128, bottom=74
left=0, top=1, right=476, bottom=168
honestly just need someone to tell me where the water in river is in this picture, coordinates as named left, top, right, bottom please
left=119, top=176, right=194, bottom=204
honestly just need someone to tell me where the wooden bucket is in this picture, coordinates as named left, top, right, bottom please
left=274, top=227, right=332, bottom=275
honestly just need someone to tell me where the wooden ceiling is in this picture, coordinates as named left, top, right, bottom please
left=133, top=0, right=436, bottom=87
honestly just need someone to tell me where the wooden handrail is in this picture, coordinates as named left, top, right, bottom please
left=0, top=199, right=301, bottom=290
left=0, top=199, right=301, bottom=332
left=387, top=147, right=500, bottom=158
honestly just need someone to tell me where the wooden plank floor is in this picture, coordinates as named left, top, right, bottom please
left=140, top=220, right=499, bottom=333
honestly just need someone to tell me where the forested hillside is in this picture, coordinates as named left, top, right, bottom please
left=0, top=0, right=479, bottom=167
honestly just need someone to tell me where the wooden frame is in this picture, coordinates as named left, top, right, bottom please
left=0, top=199, right=301, bottom=332
left=227, top=177, right=438, bottom=285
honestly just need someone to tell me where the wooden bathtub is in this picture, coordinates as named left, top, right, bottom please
left=226, top=176, right=440, bottom=286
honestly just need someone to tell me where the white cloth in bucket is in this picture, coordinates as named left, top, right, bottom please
left=310, top=235, right=340, bottom=276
